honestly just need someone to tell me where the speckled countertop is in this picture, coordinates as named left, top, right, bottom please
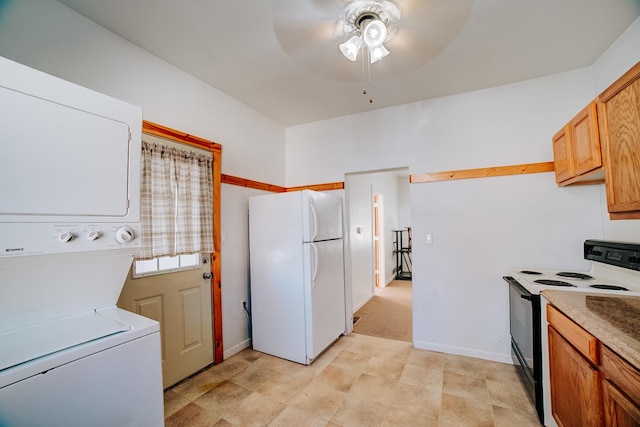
left=541, top=290, right=640, bottom=368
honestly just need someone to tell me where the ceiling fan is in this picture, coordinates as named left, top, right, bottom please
left=272, top=0, right=474, bottom=83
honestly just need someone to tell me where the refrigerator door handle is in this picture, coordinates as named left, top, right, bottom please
left=309, top=201, right=318, bottom=241
left=310, top=242, right=319, bottom=287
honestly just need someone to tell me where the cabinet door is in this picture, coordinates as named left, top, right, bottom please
left=553, top=125, right=575, bottom=183
left=571, top=102, right=602, bottom=176
left=601, top=344, right=640, bottom=427
left=599, top=62, right=640, bottom=217
left=603, top=379, right=640, bottom=427
left=548, top=326, right=603, bottom=427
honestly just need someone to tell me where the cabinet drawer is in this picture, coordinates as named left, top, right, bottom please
left=601, top=344, right=640, bottom=403
left=547, top=304, right=598, bottom=364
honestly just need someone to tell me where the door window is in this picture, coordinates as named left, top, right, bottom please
left=133, top=253, right=200, bottom=277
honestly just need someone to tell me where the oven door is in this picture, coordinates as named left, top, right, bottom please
left=504, top=276, right=544, bottom=424
left=507, top=277, right=534, bottom=381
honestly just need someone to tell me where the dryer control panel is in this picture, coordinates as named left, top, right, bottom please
left=0, top=223, right=141, bottom=258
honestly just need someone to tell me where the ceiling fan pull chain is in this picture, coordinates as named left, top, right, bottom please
left=358, top=44, right=374, bottom=104
left=366, top=48, right=373, bottom=103
left=361, top=46, right=368, bottom=96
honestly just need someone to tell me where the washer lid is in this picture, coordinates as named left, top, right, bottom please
left=0, top=311, right=130, bottom=372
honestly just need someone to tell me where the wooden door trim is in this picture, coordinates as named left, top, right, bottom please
left=373, top=193, right=380, bottom=287
left=142, top=120, right=223, bottom=364
left=222, top=174, right=287, bottom=193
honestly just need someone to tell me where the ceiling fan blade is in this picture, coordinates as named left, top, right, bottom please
left=273, top=0, right=354, bottom=79
left=310, top=0, right=349, bottom=12
left=274, top=19, right=338, bottom=52
left=272, top=0, right=343, bottom=21
left=374, top=0, right=474, bottom=77
left=275, top=19, right=367, bottom=81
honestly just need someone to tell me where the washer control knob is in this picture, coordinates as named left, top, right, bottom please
left=87, top=231, right=101, bottom=241
left=59, top=232, right=75, bottom=243
left=115, top=226, right=136, bottom=244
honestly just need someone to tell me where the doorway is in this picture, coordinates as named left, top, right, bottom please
left=117, top=123, right=222, bottom=388
left=119, top=254, right=213, bottom=388
left=345, top=167, right=411, bottom=341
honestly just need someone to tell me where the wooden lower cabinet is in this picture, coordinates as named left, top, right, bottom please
left=602, top=379, right=640, bottom=426
left=548, top=325, right=603, bottom=427
left=601, top=344, right=640, bottom=427
left=547, top=303, right=640, bottom=427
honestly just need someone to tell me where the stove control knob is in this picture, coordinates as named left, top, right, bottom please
left=629, top=256, right=639, bottom=263
left=115, top=226, right=136, bottom=244
left=59, top=232, right=75, bottom=243
left=87, top=231, right=101, bottom=241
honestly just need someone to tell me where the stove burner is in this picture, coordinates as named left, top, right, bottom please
left=557, top=272, right=593, bottom=280
left=534, top=279, right=577, bottom=287
left=519, top=270, right=542, bottom=275
left=590, top=284, right=629, bottom=291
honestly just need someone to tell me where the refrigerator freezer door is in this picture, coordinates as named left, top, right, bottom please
left=304, top=239, right=346, bottom=361
left=302, top=190, right=343, bottom=242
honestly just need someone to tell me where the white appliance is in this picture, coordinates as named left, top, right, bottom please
left=505, top=240, right=640, bottom=426
left=249, top=190, right=347, bottom=365
left=0, top=57, right=164, bottom=426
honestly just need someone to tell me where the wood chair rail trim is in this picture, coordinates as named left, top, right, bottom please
left=410, top=161, right=555, bottom=183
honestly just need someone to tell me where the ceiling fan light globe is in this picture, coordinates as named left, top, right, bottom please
left=363, top=19, right=387, bottom=47
left=369, top=44, right=390, bottom=64
left=339, top=35, right=363, bottom=61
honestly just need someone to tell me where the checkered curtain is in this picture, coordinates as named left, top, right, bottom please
left=137, top=140, right=214, bottom=260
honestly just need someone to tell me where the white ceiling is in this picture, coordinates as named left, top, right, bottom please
left=57, top=0, right=640, bottom=127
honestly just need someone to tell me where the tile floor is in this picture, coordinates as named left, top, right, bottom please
left=164, top=333, right=541, bottom=426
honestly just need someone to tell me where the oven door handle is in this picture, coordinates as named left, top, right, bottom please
left=503, top=275, right=533, bottom=300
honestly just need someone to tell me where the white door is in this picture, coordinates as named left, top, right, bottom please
left=118, top=254, right=214, bottom=388
left=305, top=239, right=346, bottom=359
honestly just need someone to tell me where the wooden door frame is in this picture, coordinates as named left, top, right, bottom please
left=142, top=120, right=224, bottom=364
left=373, top=193, right=380, bottom=288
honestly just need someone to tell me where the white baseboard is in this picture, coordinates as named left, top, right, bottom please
left=223, top=338, right=252, bottom=360
left=413, top=339, right=513, bottom=364
left=352, top=294, right=374, bottom=313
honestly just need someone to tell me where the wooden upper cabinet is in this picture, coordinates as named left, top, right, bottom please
left=572, top=102, right=602, bottom=175
left=553, top=125, right=575, bottom=182
left=553, top=101, right=604, bottom=185
left=598, top=61, right=640, bottom=219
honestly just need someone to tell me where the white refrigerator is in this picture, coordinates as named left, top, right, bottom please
left=249, top=190, right=347, bottom=365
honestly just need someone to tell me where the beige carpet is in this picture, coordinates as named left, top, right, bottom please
left=352, top=280, right=412, bottom=342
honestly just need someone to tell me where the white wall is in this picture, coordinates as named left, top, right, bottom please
left=0, top=0, right=286, bottom=359
left=220, top=186, right=272, bottom=357
left=286, top=15, right=640, bottom=361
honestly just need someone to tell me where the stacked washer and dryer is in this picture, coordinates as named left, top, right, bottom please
left=0, top=57, right=164, bottom=426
